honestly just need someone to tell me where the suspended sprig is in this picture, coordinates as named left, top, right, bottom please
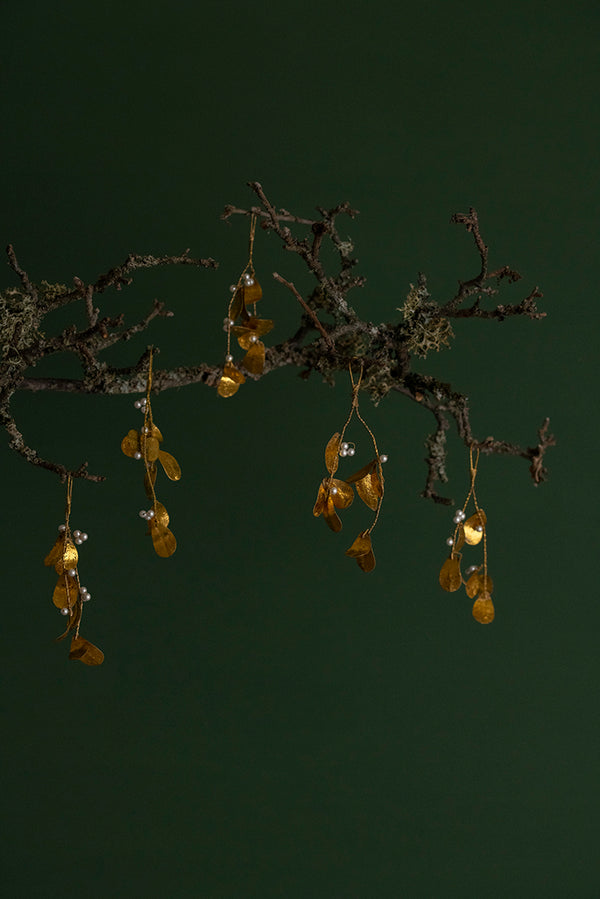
left=43, top=475, right=103, bottom=665
left=438, top=446, right=495, bottom=623
left=218, top=213, right=274, bottom=396
left=313, top=365, right=388, bottom=572
left=121, top=348, right=181, bottom=557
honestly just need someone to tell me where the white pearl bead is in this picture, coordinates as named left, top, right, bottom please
left=80, top=533, right=88, bottom=541
left=446, top=537, right=454, bottom=546
left=225, top=354, right=233, bottom=363
left=58, top=524, right=66, bottom=533
left=73, top=530, right=81, bottom=539
left=82, top=592, right=91, bottom=602
left=67, top=568, right=77, bottom=577
left=229, top=285, right=236, bottom=293
left=79, top=586, right=88, bottom=594
left=379, top=454, right=388, bottom=463
left=331, top=486, right=338, bottom=495
left=134, top=400, right=142, bottom=409
left=465, top=566, right=478, bottom=576
left=341, top=442, right=349, bottom=451
left=339, top=448, right=347, bottom=457
left=453, top=514, right=462, bottom=524
left=348, top=447, right=355, bottom=456
left=60, top=607, right=69, bottom=616
left=476, top=524, right=484, bottom=532
left=147, top=510, right=155, bottom=519
left=139, top=510, right=147, bottom=518
left=75, top=538, right=83, bottom=545
left=250, top=334, right=258, bottom=343
left=134, top=451, right=142, bottom=460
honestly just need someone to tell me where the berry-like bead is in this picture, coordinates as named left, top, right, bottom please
left=446, top=537, right=454, bottom=546
left=331, top=486, right=338, bottom=495
left=147, top=510, right=155, bottom=519
left=73, top=530, right=81, bottom=539
left=67, top=568, right=77, bottom=577
left=134, top=400, right=142, bottom=409
left=139, top=510, right=147, bottom=518
left=134, top=451, right=142, bottom=460
left=225, top=354, right=233, bottom=363
left=379, top=454, right=388, bottom=463
left=75, top=538, right=83, bottom=545
left=80, top=533, right=88, bottom=541
left=60, top=607, right=70, bottom=616
left=82, top=592, right=91, bottom=602
left=348, top=447, right=356, bottom=456
left=58, top=524, right=66, bottom=533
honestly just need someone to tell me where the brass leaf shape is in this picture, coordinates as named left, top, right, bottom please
left=121, top=429, right=141, bottom=457
left=463, top=510, right=487, bottom=545
left=355, top=471, right=383, bottom=511
left=52, top=575, right=79, bottom=609
left=150, top=424, right=163, bottom=442
left=465, top=571, right=494, bottom=599
left=217, top=363, right=246, bottom=398
left=472, top=593, right=495, bottom=624
left=313, top=483, right=327, bottom=517
left=56, top=602, right=82, bottom=641
left=454, top=526, right=465, bottom=551
left=158, top=450, right=181, bottom=481
left=144, top=435, right=160, bottom=462
left=244, top=279, right=262, bottom=304
left=346, top=530, right=376, bottom=573
left=346, top=459, right=376, bottom=484
left=151, top=524, right=177, bottom=557
left=330, top=479, right=354, bottom=509
left=323, top=495, right=342, bottom=533
left=242, top=341, right=265, bottom=374
left=439, top=555, right=462, bottom=592
left=44, top=537, right=63, bottom=567
left=324, top=433, right=340, bottom=475
left=152, top=502, right=170, bottom=529
left=230, top=286, right=244, bottom=321
left=54, top=539, right=78, bottom=575
left=69, top=636, right=105, bottom=665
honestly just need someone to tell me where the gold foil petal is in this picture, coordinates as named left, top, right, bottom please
left=330, top=478, right=354, bottom=509
left=357, top=548, right=376, bottom=573
left=313, top=483, right=327, bottom=517
left=242, top=341, right=265, bottom=374
left=54, top=539, right=78, bottom=575
left=346, top=459, right=377, bottom=484
left=44, top=537, right=63, bottom=567
left=325, top=433, right=340, bottom=475
left=454, top=526, right=465, bottom=551
left=244, top=279, right=262, bottom=304
left=144, top=435, right=160, bottom=462
left=52, top=575, right=79, bottom=609
left=69, top=636, right=105, bottom=665
left=121, top=429, right=141, bottom=457
left=323, top=495, right=342, bottom=532
left=355, top=472, right=382, bottom=511
left=472, top=593, right=495, bottom=624
left=465, top=571, right=494, bottom=599
left=229, top=286, right=244, bottom=321
left=152, top=502, right=170, bottom=528
left=150, top=424, right=163, bottom=442
left=463, top=510, right=487, bottom=545
left=248, top=317, right=273, bottom=337
left=439, top=555, right=462, bottom=592
left=151, top=524, right=177, bottom=557
left=56, top=601, right=82, bottom=642
left=217, top=375, right=241, bottom=398
left=345, top=530, right=372, bottom=558
left=158, top=450, right=182, bottom=481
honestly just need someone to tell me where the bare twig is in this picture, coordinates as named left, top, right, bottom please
left=272, top=272, right=336, bottom=351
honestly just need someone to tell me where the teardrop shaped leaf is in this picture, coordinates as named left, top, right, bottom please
left=464, top=510, right=487, bottom=545
left=324, top=433, right=340, bottom=475
left=152, top=502, right=170, bottom=529
left=356, top=548, right=376, bottom=573
left=465, top=571, right=494, bottom=599
left=346, top=459, right=377, bottom=484
left=472, top=592, right=495, bottom=624
left=69, top=636, right=105, bottom=665
left=151, top=524, right=177, bottom=557
left=56, top=601, right=82, bottom=641
left=121, top=429, right=141, bottom=458
left=453, top=526, right=465, bottom=551
left=217, top=363, right=246, bottom=398
left=323, top=495, right=342, bottom=532
left=345, top=530, right=372, bottom=558
left=144, top=462, right=158, bottom=499
left=144, top=435, right=160, bottom=462
left=313, top=482, right=327, bottom=517
left=247, top=316, right=273, bottom=337
left=150, top=424, right=163, bottom=442
left=330, top=478, right=353, bottom=509
left=355, top=471, right=383, bottom=511
left=52, top=575, right=79, bottom=609
left=244, top=278, right=262, bottom=304
left=439, top=555, right=462, bottom=592
left=229, top=286, right=244, bottom=321
left=158, top=450, right=181, bottom=481
left=242, top=340, right=265, bottom=374
left=56, top=539, right=78, bottom=574
left=44, top=537, right=63, bottom=567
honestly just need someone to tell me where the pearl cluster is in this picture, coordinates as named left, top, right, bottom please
left=133, top=397, right=147, bottom=413
left=453, top=508, right=467, bottom=525
left=223, top=317, right=235, bottom=331
left=339, top=442, right=356, bottom=458
left=243, top=272, right=255, bottom=287
left=139, top=508, right=156, bottom=521
left=58, top=523, right=88, bottom=545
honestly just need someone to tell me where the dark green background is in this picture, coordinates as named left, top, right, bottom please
left=2, top=1, right=597, bottom=896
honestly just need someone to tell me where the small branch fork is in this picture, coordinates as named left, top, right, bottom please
left=2, top=188, right=553, bottom=496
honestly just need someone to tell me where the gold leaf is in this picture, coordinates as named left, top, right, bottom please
left=158, top=450, right=181, bottom=481
left=229, top=286, right=244, bottom=321
left=150, top=424, right=163, bottom=442
left=357, top=548, right=376, bottom=573
left=151, top=524, right=177, bottom=557
left=346, top=459, right=377, bottom=484
left=52, top=575, right=79, bottom=609
left=144, top=435, right=160, bottom=462
left=144, top=463, right=158, bottom=499
left=44, top=537, right=63, bottom=567
left=345, top=530, right=372, bottom=557
left=56, top=602, right=82, bottom=641
left=355, top=471, right=383, bottom=511
left=152, top=502, right=170, bottom=529
left=69, top=636, right=105, bottom=665
left=121, top=429, right=141, bottom=458
left=330, top=478, right=353, bottom=509
left=472, top=592, right=495, bottom=624
left=55, top=539, right=78, bottom=574
left=248, top=316, right=273, bottom=337
left=217, top=363, right=246, bottom=398
left=313, top=482, right=327, bottom=517
left=463, top=510, right=487, bottom=545
left=242, top=340, right=265, bottom=374
left=323, top=495, right=342, bottom=533
left=439, top=555, right=462, bottom=592
left=324, top=433, right=340, bottom=475
left=244, top=279, right=262, bottom=304
left=465, top=571, right=494, bottom=599
left=454, top=526, right=465, bottom=551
